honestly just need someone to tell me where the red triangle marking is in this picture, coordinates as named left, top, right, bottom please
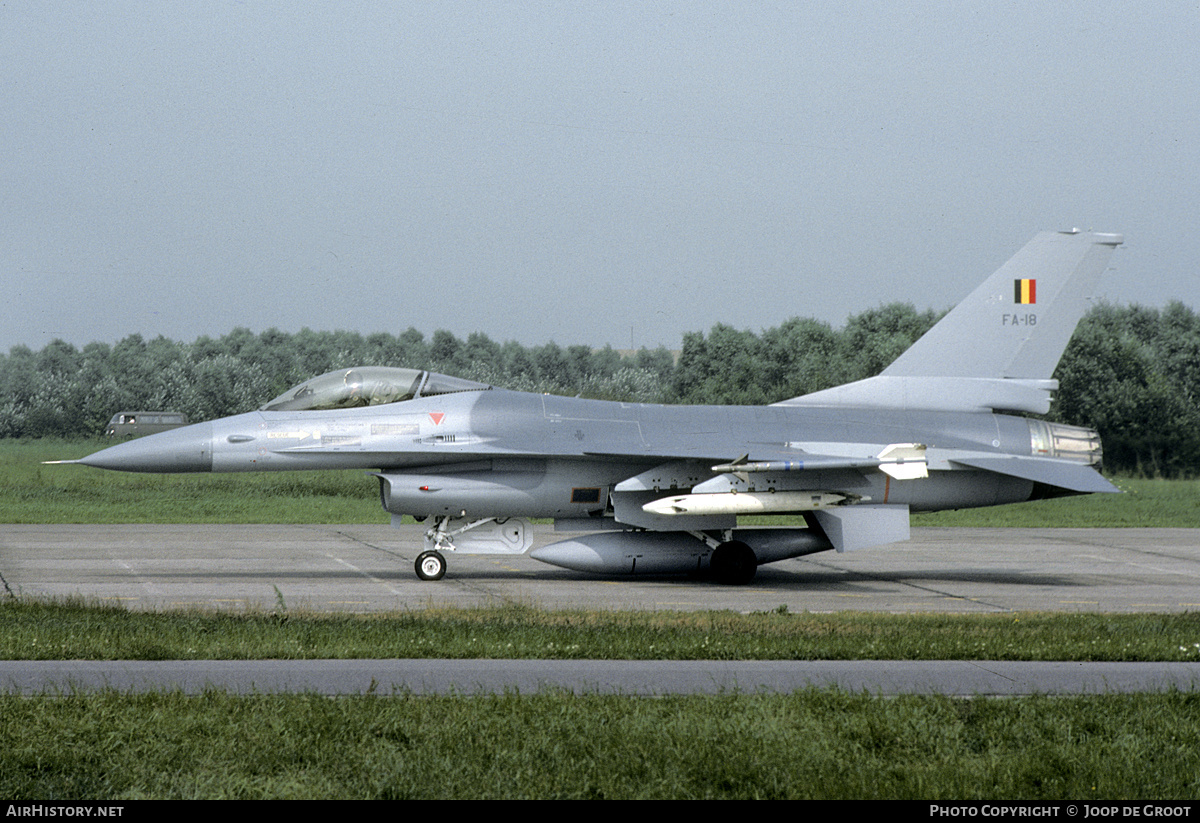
left=429, top=412, right=444, bottom=425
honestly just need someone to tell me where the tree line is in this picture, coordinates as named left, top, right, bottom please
left=3, top=302, right=1197, bottom=476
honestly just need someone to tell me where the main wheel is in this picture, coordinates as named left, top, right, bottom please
left=415, top=550, right=447, bottom=581
left=709, top=540, right=757, bottom=585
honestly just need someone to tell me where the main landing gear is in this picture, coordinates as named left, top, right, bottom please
left=708, top=539, right=758, bottom=585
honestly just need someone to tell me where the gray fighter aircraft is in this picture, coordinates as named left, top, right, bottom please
left=64, top=230, right=1123, bottom=583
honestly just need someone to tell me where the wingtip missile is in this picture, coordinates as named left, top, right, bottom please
left=710, top=443, right=927, bottom=480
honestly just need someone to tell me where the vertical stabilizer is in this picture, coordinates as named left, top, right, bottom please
left=882, top=230, right=1122, bottom=380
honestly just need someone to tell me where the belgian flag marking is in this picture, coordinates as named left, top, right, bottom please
left=1014, top=278, right=1036, bottom=304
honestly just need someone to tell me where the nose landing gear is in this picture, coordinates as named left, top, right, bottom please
left=414, top=550, right=447, bottom=581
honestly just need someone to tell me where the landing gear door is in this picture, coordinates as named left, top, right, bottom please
left=422, top=516, right=534, bottom=555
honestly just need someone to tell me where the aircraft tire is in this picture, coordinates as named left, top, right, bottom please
left=710, top=540, right=757, bottom=585
left=415, top=550, right=447, bottom=581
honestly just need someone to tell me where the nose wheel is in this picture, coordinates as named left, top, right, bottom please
left=415, top=550, right=447, bottom=581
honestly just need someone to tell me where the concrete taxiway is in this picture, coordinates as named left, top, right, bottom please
left=2, top=524, right=1197, bottom=613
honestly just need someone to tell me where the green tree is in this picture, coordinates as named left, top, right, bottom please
left=839, top=304, right=939, bottom=382
left=1053, top=304, right=1200, bottom=476
left=760, top=317, right=841, bottom=400
left=429, top=330, right=465, bottom=373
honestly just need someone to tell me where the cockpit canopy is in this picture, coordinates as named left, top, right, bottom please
left=260, top=367, right=490, bottom=412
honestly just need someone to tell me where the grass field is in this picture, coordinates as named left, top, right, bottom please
left=5, top=690, right=1199, bottom=799
left=5, top=600, right=1200, bottom=662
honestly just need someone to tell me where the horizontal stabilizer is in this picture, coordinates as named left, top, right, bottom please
left=949, top=455, right=1119, bottom=494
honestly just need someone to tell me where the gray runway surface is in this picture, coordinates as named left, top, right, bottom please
left=2, top=524, right=1197, bottom=613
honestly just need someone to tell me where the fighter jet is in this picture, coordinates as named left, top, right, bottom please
left=64, top=230, right=1123, bottom=583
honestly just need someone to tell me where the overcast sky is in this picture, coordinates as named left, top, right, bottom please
left=4, top=2, right=1198, bottom=355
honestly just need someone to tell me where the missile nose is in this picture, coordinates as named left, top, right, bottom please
left=76, top=422, right=215, bottom=473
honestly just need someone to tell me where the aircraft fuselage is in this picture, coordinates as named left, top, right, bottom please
left=81, top=386, right=1055, bottom=521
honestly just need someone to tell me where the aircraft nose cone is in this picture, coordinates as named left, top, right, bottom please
left=78, top=422, right=214, bottom=473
